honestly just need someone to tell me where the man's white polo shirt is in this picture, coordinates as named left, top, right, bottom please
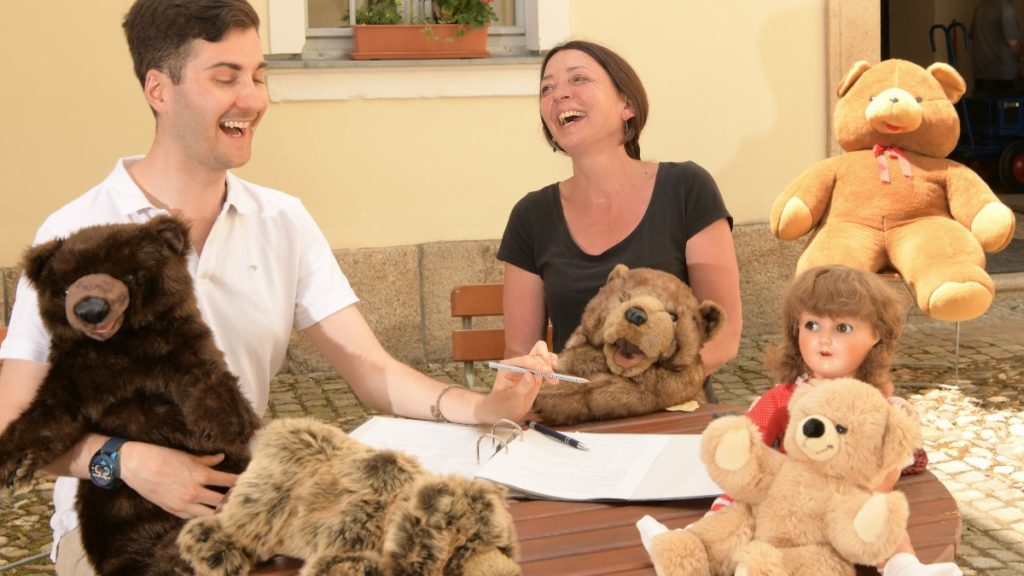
left=0, top=156, right=358, bottom=555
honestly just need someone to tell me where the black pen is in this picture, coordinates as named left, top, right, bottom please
left=524, top=419, right=589, bottom=451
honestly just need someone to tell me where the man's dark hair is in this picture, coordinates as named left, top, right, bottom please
left=540, top=40, right=649, bottom=160
left=123, top=0, right=260, bottom=88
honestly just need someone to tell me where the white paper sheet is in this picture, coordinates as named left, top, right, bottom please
left=348, top=416, right=722, bottom=501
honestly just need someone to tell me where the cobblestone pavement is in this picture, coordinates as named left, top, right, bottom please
left=1, top=297, right=1022, bottom=575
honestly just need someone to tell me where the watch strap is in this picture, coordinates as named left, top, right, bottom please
left=99, top=436, right=128, bottom=455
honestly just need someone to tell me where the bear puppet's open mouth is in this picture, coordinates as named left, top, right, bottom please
left=612, top=338, right=648, bottom=370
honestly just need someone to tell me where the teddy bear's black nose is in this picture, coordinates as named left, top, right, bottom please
left=802, top=418, right=826, bottom=438
left=625, top=307, right=647, bottom=326
left=74, top=297, right=110, bottom=325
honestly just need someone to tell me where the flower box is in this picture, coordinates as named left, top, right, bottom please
left=351, top=24, right=490, bottom=60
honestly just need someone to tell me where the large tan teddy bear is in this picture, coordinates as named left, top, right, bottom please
left=641, top=378, right=922, bottom=576
left=532, top=264, right=724, bottom=425
left=771, top=59, right=1016, bottom=322
left=177, top=417, right=520, bottom=576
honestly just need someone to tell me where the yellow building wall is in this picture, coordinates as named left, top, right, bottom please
left=0, top=0, right=826, bottom=266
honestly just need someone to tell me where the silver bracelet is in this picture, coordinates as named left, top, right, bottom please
left=430, top=385, right=460, bottom=423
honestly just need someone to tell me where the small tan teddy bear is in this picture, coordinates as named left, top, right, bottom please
left=531, top=264, right=724, bottom=425
left=771, top=59, right=1016, bottom=322
left=177, top=417, right=520, bottom=576
left=641, top=378, right=922, bottom=576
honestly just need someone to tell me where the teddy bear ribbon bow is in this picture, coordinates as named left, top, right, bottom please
left=872, top=144, right=913, bottom=184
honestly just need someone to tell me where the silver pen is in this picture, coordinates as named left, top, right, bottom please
left=487, top=362, right=589, bottom=384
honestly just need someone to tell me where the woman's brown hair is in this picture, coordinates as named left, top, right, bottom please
left=539, top=40, right=649, bottom=160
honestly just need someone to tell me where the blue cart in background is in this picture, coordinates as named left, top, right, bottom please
left=954, top=95, right=1024, bottom=192
left=933, top=21, right=1024, bottom=192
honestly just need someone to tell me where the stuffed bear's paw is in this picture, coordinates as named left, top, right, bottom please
left=927, top=281, right=993, bottom=323
left=305, top=553, right=383, bottom=576
left=734, top=541, right=785, bottom=576
left=648, top=528, right=709, bottom=576
left=774, top=197, right=813, bottom=240
left=715, top=427, right=752, bottom=471
left=0, top=455, right=35, bottom=491
left=176, top=517, right=251, bottom=576
left=853, top=493, right=889, bottom=542
left=854, top=492, right=907, bottom=544
left=971, top=201, right=1016, bottom=252
left=461, top=548, right=521, bottom=576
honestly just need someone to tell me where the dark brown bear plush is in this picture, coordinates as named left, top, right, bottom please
left=532, top=265, right=724, bottom=425
left=0, top=216, right=259, bottom=576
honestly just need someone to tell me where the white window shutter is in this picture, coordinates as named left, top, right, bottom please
left=526, top=0, right=570, bottom=51
left=268, top=0, right=307, bottom=55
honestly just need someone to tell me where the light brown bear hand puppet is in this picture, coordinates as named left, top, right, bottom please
left=178, top=417, right=520, bottom=576
left=531, top=264, right=724, bottom=425
left=771, top=59, right=1016, bottom=322
left=642, top=378, right=922, bottom=576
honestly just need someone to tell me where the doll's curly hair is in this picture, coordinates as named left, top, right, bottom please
left=766, top=265, right=905, bottom=395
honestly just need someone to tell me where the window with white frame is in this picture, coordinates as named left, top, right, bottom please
left=268, top=0, right=567, bottom=59
left=305, top=0, right=526, bottom=60
left=308, top=0, right=524, bottom=33
left=265, top=0, right=569, bottom=102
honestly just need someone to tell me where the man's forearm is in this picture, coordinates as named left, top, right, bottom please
left=42, top=433, right=108, bottom=480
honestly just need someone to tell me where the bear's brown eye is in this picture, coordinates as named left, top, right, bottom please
left=836, top=424, right=848, bottom=434
left=122, top=274, right=135, bottom=285
left=668, top=312, right=678, bottom=322
left=915, top=97, right=923, bottom=103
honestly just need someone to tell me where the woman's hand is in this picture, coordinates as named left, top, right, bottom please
left=119, top=441, right=237, bottom=519
left=477, top=340, right=558, bottom=423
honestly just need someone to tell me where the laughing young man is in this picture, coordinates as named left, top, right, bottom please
left=0, top=1, right=552, bottom=573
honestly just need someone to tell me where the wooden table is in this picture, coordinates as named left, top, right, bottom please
left=251, top=405, right=960, bottom=575
left=509, top=406, right=960, bottom=575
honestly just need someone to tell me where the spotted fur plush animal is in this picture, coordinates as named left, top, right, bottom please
left=177, top=417, right=521, bottom=576
left=532, top=264, right=724, bottom=425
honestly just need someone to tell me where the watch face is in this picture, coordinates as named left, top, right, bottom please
left=90, top=455, right=116, bottom=488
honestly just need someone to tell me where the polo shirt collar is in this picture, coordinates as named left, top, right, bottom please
left=225, top=171, right=257, bottom=215
left=110, top=156, right=156, bottom=218
left=110, top=156, right=257, bottom=217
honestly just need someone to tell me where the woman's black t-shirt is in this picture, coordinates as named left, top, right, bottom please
left=497, top=161, right=732, bottom=352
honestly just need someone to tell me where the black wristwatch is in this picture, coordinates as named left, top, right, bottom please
left=89, top=437, right=128, bottom=489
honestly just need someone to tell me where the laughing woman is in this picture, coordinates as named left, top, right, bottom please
left=498, top=40, right=742, bottom=397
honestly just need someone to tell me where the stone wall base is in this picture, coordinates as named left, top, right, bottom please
left=4, top=223, right=1021, bottom=374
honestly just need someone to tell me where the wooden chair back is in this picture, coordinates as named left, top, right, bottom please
left=451, top=284, right=504, bottom=387
left=450, top=283, right=551, bottom=386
